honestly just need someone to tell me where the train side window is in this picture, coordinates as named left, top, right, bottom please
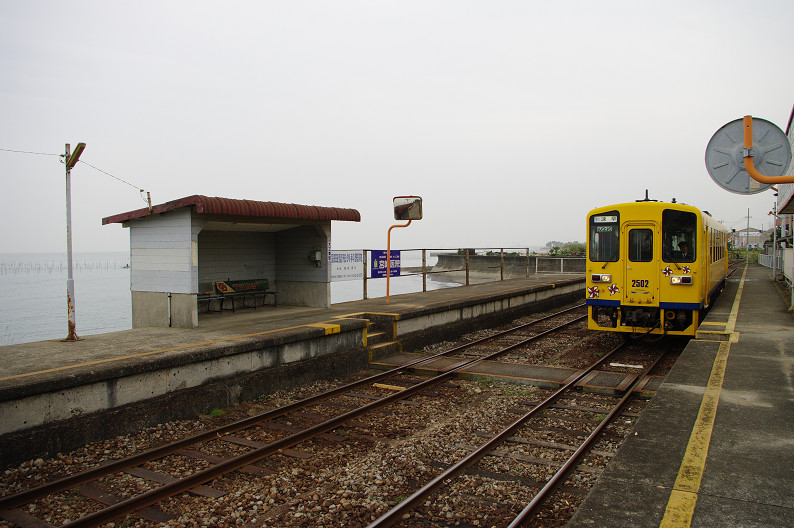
left=662, top=209, right=697, bottom=263
left=628, top=229, right=653, bottom=262
left=589, top=211, right=619, bottom=262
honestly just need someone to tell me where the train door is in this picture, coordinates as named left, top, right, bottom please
left=622, top=222, right=660, bottom=324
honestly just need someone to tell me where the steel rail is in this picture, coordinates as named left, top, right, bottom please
left=0, top=305, right=584, bottom=512
left=366, top=339, right=626, bottom=528
left=7, top=309, right=585, bottom=527
left=507, top=350, right=665, bottom=527
left=58, top=313, right=586, bottom=528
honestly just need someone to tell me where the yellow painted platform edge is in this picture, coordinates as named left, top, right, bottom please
left=305, top=323, right=341, bottom=335
left=659, top=263, right=746, bottom=528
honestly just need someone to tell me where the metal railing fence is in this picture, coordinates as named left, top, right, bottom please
left=331, top=248, right=585, bottom=300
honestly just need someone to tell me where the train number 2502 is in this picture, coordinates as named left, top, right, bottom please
left=631, top=279, right=649, bottom=288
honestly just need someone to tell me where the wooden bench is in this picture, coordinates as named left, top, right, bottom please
left=215, top=279, right=277, bottom=309
left=197, top=293, right=233, bottom=313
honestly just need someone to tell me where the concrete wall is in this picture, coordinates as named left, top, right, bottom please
left=0, top=320, right=369, bottom=465
left=276, top=281, right=331, bottom=307
left=131, top=291, right=170, bottom=328
left=434, top=254, right=586, bottom=276
left=391, top=279, right=584, bottom=355
left=131, top=291, right=197, bottom=328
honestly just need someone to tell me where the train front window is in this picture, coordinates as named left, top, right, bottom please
left=589, top=212, right=619, bottom=262
left=628, top=229, right=653, bottom=262
left=662, top=209, right=697, bottom=262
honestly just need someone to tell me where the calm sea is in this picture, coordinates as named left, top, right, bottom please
left=0, top=252, right=457, bottom=346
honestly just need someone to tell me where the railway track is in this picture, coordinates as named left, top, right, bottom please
left=368, top=339, right=664, bottom=527
left=0, top=305, right=681, bottom=528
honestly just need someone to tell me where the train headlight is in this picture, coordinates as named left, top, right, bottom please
left=590, top=274, right=612, bottom=283
left=670, top=275, right=692, bottom=285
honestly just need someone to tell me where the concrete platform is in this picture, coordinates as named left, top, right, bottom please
left=568, top=263, right=794, bottom=528
left=0, top=273, right=583, bottom=467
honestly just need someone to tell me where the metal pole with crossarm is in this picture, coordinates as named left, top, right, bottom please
left=64, top=142, right=86, bottom=341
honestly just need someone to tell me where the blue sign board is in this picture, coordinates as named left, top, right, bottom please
left=371, top=250, right=400, bottom=278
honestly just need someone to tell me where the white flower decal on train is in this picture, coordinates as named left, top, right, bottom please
left=682, top=266, right=691, bottom=273
left=662, top=266, right=673, bottom=277
left=587, top=286, right=599, bottom=298
left=608, top=284, right=619, bottom=295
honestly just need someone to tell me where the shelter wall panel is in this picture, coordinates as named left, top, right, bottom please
left=197, top=231, right=275, bottom=287
left=130, top=232, right=192, bottom=249
left=128, top=209, right=193, bottom=228
left=275, top=225, right=330, bottom=282
left=131, top=248, right=191, bottom=272
left=127, top=210, right=195, bottom=294
left=129, top=221, right=192, bottom=247
left=131, top=270, right=193, bottom=294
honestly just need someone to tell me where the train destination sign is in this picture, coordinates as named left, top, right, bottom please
left=593, top=215, right=617, bottom=223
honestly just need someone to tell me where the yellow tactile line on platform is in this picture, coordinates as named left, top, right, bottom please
left=0, top=322, right=342, bottom=383
left=659, top=263, right=747, bottom=528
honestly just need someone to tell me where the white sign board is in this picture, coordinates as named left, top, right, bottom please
left=330, top=251, right=364, bottom=281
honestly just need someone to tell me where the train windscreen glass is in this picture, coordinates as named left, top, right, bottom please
left=629, top=229, right=653, bottom=262
left=662, top=209, right=697, bottom=262
left=590, top=212, right=619, bottom=262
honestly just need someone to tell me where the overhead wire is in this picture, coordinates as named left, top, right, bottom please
left=77, top=160, right=143, bottom=192
left=1, top=146, right=150, bottom=205
left=0, top=147, right=60, bottom=157
left=78, top=160, right=150, bottom=206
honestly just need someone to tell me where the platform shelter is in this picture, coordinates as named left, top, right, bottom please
left=102, top=195, right=360, bottom=328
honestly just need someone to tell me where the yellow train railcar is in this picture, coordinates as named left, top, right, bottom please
left=586, top=200, right=728, bottom=336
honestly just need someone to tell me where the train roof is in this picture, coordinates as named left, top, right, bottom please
left=587, top=201, right=727, bottom=231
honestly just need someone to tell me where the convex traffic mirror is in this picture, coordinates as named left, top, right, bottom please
left=393, top=196, right=423, bottom=220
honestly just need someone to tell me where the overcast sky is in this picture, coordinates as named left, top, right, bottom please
left=1, top=1, right=792, bottom=255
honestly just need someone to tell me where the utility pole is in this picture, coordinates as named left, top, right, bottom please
left=64, top=142, right=86, bottom=341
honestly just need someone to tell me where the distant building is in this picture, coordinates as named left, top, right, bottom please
left=731, top=227, right=765, bottom=249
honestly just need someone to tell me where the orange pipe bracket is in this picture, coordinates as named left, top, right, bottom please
left=743, top=115, right=794, bottom=184
left=386, top=220, right=412, bottom=303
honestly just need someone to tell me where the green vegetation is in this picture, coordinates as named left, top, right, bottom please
left=732, top=249, right=761, bottom=263
left=209, top=408, right=225, bottom=417
left=546, top=241, right=585, bottom=256
left=477, top=377, right=495, bottom=389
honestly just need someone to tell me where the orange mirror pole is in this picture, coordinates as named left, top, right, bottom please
left=743, top=115, right=794, bottom=184
left=386, top=220, right=411, bottom=303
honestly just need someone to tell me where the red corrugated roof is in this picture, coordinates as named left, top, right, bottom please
left=102, top=195, right=361, bottom=225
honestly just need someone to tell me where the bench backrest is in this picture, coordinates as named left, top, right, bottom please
left=215, top=279, right=269, bottom=294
